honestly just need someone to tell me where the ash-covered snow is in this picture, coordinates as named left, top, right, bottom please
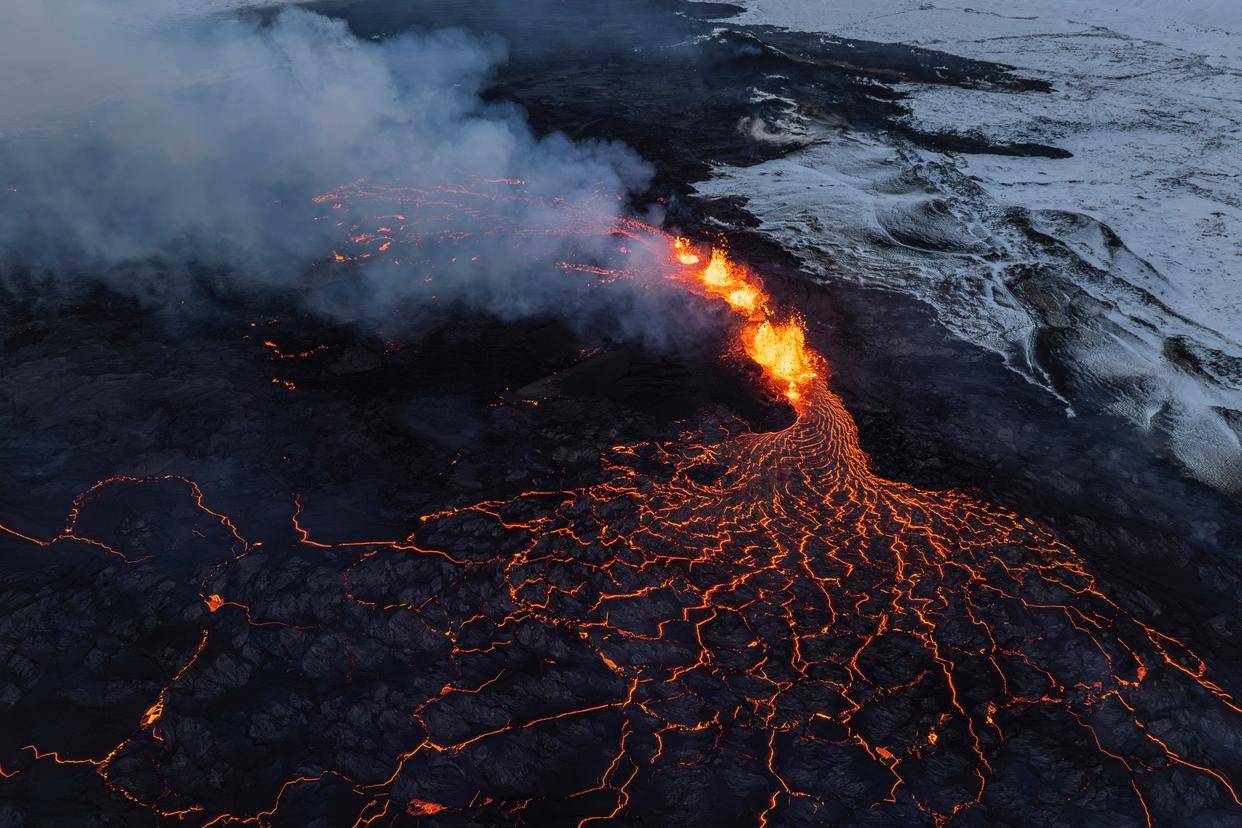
left=697, top=0, right=1242, bottom=490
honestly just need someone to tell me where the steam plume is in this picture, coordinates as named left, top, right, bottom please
left=0, top=1, right=666, bottom=336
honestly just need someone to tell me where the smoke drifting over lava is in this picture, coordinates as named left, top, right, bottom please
left=0, top=2, right=664, bottom=337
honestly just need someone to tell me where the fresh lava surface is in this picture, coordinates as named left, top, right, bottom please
left=2, top=179, right=1238, bottom=826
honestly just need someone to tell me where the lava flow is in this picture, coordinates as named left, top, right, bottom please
left=2, top=181, right=1239, bottom=826
left=685, top=247, right=813, bottom=400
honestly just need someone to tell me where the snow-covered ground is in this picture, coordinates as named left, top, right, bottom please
left=698, top=0, right=1242, bottom=490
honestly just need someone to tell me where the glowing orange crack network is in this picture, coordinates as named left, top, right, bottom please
left=1, top=181, right=1239, bottom=827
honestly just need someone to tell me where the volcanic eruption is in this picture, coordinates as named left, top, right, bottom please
left=2, top=182, right=1237, bottom=825
left=2, top=2, right=1239, bottom=824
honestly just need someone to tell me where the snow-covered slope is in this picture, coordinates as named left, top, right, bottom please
left=698, top=0, right=1242, bottom=490
left=728, top=0, right=1242, bottom=56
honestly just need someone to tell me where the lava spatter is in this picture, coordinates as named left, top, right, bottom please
left=1, top=181, right=1238, bottom=826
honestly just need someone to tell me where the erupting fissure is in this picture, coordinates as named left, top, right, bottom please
left=2, top=181, right=1238, bottom=826
left=678, top=239, right=814, bottom=400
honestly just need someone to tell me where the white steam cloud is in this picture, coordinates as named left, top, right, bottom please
left=0, top=1, right=672, bottom=338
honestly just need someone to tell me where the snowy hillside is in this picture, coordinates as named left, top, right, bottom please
left=699, top=0, right=1242, bottom=489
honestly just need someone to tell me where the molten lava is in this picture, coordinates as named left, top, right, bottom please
left=3, top=180, right=1238, bottom=827
left=672, top=240, right=815, bottom=399
left=673, top=236, right=700, bottom=266
left=702, top=247, right=732, bottom=287
left=746, top=319, right=816, bottom=401
left=694, top=246, right=767, bottom=314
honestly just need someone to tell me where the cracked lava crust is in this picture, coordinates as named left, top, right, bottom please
left=1, top=183, right=1239, bottom=827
